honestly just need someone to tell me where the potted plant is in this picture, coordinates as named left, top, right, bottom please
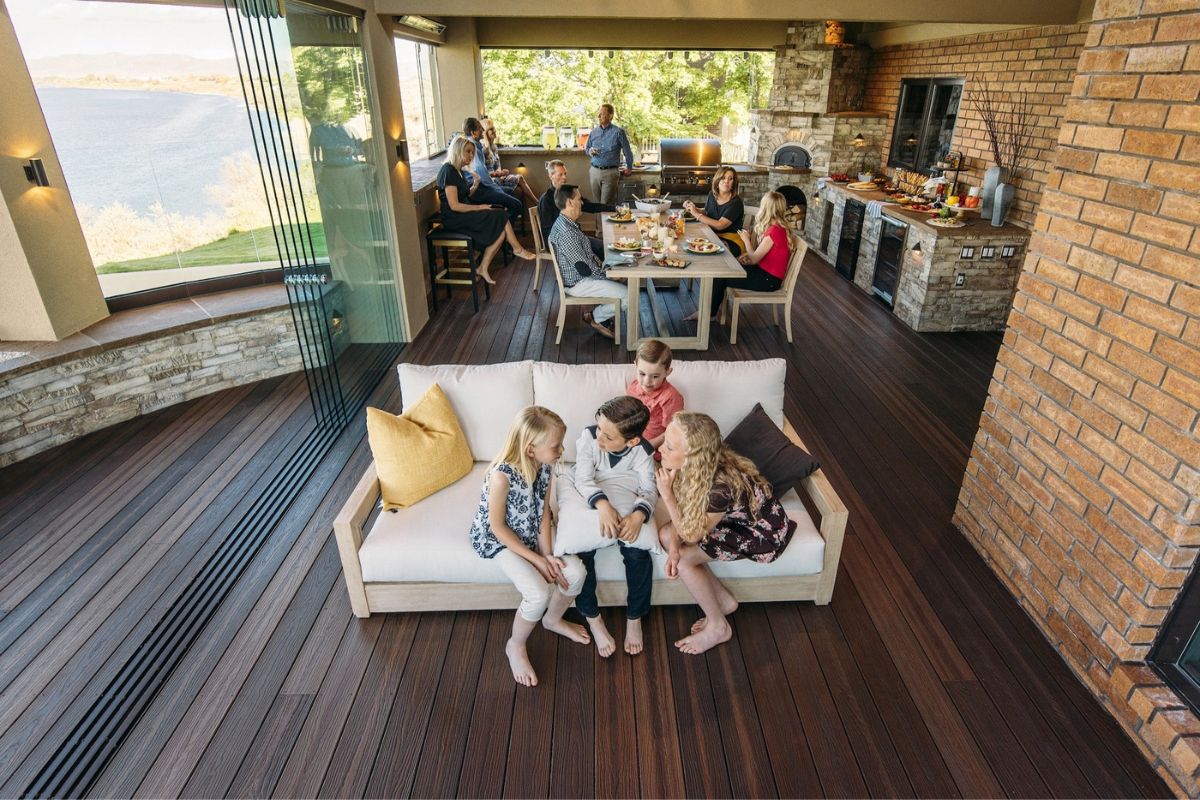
left=968, top=83, right=1034, bottom=226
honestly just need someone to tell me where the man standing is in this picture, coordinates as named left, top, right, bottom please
left=538, top=159, right=613, bottom=260
left=463, top=116, right=525, bottom=223
left=548, top=184, right=628, bottom=339
left=587, top=104, right=634, bottom=208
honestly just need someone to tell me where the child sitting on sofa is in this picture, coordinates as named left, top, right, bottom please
left=571, top=396, right=658, bottom=656
left=626, top=339, right=684, bottom=453
left=468, top=406, right=590, bottom=687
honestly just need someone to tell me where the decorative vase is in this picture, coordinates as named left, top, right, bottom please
left=992, top=182, right=1015, bottom=227
left=980, top=165, right=1007, bottom=218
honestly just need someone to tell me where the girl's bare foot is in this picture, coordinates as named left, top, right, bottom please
left=624, top=618, right=644, bottom=655
left=478, top=269, right=496, bottom=286
left=675, top=617, right=732, bottom=655
left=586, top=615, right=616, bottom=658
left=514, top=248, right=536, bottom=260
left=544, top=616, right=591, bottom=644
left=690, top=596, right=739, bottom=634
left=683, top=310, right=717, bottom=323
left=505, top=638, right=538, bottom=686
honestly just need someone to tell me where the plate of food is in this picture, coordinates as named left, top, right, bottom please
left=654, top=256, right=690, bottom=269
left=607, top=211, right=634, bottom=222
left=686, top=240, right=724, bottom=255
left=927, top=217, right=967, bottom=228
left=907, top=203, right=934, bottom=212
left=828, top=172, right=851, bottom=183
left=847, top=181, right=878, bottom=191
left=609, top=238, right=642, bottom=252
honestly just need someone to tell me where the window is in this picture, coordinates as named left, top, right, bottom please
left=888, top=77, right=964, bottom=173
left=394, top=38, right=442, bottom=160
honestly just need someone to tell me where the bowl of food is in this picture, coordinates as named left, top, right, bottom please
left=635, top=199, right=672, bottom=214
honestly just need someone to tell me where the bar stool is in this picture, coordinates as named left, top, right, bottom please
left=426, top=222, right=490, bottom=312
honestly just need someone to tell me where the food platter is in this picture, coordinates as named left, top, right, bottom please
left=609, top=240, right=642, bottom=251
left=653, top=255, right=691, bottom=268
left=927, top=218, right=968, bottom=228
left=686, top=240, right=724, bottom=255
left=846, top=181, right=878, bottom=191
left=607, top=212, right=634, bottom=223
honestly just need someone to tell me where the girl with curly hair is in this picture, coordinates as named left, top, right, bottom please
left=655, top=412, right=797, bottom=654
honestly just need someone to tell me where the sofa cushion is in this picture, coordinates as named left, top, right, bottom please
left=531, top=363, right=628, bottom=462
left=398, top=361, right=534, bottom=461
left=366, top=385, right=472, bottom=510
left=360, top=470, right=823, bottom=584
left=668, top=359, right=786, bottom=435
left=725, top=403, right=820, bottom=496
left=553, top=467, right=661, bottom=555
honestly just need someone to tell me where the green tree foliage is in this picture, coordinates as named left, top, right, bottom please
left=481, top=49, right=773, bottom=146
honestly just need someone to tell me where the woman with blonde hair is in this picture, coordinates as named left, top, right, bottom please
left=655, top=412, right=796, bottom=654
left=701, top=190, right=797, bottom=320
left=437, top=136, right=535, bottom=285
left=481, top=117, right=538, bottom=206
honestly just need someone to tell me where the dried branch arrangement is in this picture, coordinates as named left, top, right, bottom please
left=968, top=83, right=1035, bottom=182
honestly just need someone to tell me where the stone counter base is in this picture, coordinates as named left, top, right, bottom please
left=0, top=309, right=301, bottom=468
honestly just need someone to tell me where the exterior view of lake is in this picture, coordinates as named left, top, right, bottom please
left=36, top=86, right=255, bottom=217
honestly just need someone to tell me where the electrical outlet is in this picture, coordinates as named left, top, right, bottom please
left=955, top=273, right=966, bottom=287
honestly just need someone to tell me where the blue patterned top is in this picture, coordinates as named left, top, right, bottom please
left=469, top=462, right=552, bottom=559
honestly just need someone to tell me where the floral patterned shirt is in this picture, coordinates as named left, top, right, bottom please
left=468, top=462, right=552, bottom=559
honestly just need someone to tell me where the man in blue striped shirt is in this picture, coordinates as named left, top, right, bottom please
left=586, top=104, right=634, bottom=208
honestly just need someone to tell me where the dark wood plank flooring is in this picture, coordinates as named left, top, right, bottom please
left=0, top=250, right=1170, bottom=798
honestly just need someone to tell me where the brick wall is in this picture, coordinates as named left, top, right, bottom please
left=865, top=24, right=1089, bottom=229
left=953, top=1, right=1200, bottom=794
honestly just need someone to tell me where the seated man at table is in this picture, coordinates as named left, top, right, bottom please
left=463, top=116, right=525, bottom=224
left=538, top=159, right=614, bottom=260
left=548, top=184, right=628, bottom=339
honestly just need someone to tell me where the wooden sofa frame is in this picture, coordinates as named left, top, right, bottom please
left=334, top=419, right=847, bottom=617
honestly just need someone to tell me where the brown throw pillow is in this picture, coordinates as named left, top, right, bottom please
left=724, top=403, right=820, bottom=495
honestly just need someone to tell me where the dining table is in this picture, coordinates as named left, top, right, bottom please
left=600, top=211, right=745, bottom=351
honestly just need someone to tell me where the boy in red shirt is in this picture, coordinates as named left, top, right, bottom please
left=626, top=340, right=684, bottom=454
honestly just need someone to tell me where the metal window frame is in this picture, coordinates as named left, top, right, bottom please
left=888, top=76, right=964, bottom=173
left=1149, top=566, right=1200, bottom=716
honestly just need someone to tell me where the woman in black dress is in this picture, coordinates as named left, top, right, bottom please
left=437, top=136, right=534, bottom=284
left=682, top=165, right=745, bottom=256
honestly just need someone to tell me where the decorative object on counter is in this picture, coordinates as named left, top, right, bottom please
left=559, top=125, right=574, bottom=148
left=541, top=125, right=558, bottom=150
left=969, top=82, right=1034, bottom=226
left=824, top=19, right=845, bottom=45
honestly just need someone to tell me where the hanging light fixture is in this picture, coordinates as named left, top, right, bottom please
left=910, top=241, right=923, bottom=263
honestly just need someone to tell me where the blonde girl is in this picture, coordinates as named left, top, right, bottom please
left=704, top=190, right=797, bottom=320
left=468, top=406, right=589, bottom=686
left=655, top=412, right=796, bottom=654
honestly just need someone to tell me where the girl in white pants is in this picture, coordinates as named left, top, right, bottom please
left=468, top=406, right=590, bottom=686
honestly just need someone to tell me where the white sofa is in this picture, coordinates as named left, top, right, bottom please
left=334, top=359, right=847, bottom=617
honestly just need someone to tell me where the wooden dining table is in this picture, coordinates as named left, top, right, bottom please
left=601, top=212, right=745, bottom=351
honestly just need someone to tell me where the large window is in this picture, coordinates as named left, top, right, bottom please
left=394, top=38, right=442, bottom=161
left=888, top=77, right=964, bottom=173
left=8, top=0, right=326, bottom=299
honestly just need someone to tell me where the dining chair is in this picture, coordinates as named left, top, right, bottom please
left=719, top=238, right=807, bottom=345
left=526, top=207, right=554, bottom=291
left=547, top=242, right=622, bottom=346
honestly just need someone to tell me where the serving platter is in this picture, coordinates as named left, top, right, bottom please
left=686, top=242, right=725, bottom=255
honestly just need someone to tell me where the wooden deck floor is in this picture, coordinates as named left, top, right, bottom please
left=0, top=252, right=1170, bottom=798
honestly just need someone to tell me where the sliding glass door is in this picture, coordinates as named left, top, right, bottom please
left=224, top=0, right=404, bottom=427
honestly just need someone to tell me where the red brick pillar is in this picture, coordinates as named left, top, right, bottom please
left=954, top=0, right=1200, bottom=794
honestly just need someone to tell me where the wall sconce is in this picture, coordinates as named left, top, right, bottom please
left=608, top=50, right=615, bottom=59
left=24, top=158, right=49, bottom=187
left=852, top=133, right=866, bottom=148
left=395, top=140, right=409, bottom=162
left=910, top=241, right=923, bottom=262
left=516, top=162, right=527, bottom=173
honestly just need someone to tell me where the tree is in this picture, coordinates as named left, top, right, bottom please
left=481, top=49, right=773, bottom=148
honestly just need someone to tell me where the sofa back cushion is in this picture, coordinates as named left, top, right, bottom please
left=532, top=363, right=628, bottom=462
left=668, top=359, right=786, bottom=435
left=398, top=361, right=534, bottom=461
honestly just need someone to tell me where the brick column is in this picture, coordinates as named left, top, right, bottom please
left=954, top=0, right=1200, bottom=794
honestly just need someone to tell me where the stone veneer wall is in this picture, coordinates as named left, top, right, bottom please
left=0, top=308, right=302, bottom=467
left=865, top=23, right=1089, bottom=229
left=954, top=1, right=1200, bottom=794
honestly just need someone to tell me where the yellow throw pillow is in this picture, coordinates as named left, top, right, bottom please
left=366, top=384, right=472, bottom=510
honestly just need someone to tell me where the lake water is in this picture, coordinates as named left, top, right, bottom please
left=36, top=87, right=255, bottom=217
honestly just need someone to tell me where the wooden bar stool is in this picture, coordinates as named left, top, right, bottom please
left=426, top=223, right=491, bottom=313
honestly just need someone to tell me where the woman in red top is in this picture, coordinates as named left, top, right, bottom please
left=707, top=191, right=795, bottom=319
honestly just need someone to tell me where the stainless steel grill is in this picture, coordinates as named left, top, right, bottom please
left=659, top=138, right=722, bottom=195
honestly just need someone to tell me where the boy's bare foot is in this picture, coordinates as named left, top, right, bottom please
left=675, top=618, right=732, bottom=655
left=690, top=596, right=739, bottom=634
left=505, top=638, right=538, bottom=686
left=543, top=616, right=591, bottom=644
left=624, top=618, right=644, bottom=655
left=586, top=615, right=617, bottom=658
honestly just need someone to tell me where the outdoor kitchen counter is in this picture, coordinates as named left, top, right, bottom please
left=822, top=181, right=1028, bottom=238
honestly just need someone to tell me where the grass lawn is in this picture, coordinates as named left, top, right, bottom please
left=96, top=223, right=327, bottom=274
